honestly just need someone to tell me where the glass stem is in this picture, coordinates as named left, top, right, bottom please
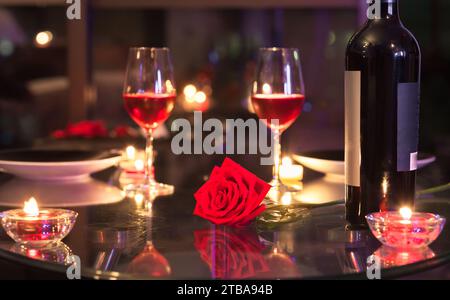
left=272, top=129, right=282, bottom=187
left=144, top=129, right=155, bottom=185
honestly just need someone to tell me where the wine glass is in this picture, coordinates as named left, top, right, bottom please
left=251, top=48, right=305, bottom=195
left=123, top=47, right=176, bottom=196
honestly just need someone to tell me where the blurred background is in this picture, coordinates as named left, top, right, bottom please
left=0, top=0, right=449, bottom=158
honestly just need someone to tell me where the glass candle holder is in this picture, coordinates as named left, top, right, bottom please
left=120, top=146, right=146, bottom=174
left=1, top=208, right=78, bottom=247
left=366, top=211, right=445, bottom=249
left=10, top=242, right=73, bottom=264
left=279, top=157, right=303, bottom=191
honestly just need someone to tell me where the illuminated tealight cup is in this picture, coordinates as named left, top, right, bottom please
left=0, top=197, right=78, bottom=247
left=182, top=84, right=210, bottom=112
left=279, top=157, right=303, bottom=190
left=125, top=145, right=136, bottom=160
left=120, top=145, right=145, bottom=174
left=366, top=207, right=446, bottom=249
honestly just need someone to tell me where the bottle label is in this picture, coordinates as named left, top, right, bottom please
left=397, top=82, right=420, bottom=171
left=345, top=71, right=361, bottom=187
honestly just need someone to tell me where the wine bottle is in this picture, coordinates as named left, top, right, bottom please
left=345, top=0, right=421, bottom=226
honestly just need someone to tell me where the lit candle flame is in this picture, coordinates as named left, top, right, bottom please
left=165, top=80, right=174, bottom=93
left=262, top=83, right=272, bottom=95
left=23, top=197, right=39, bottom=217
left=194, top=91, right=206, bottom=103
left=134, top=193, right=144, bottom=206
left=252, top=81, right=258, bottom=94
left=282, top=156, right=293, bottom=166
left=35, top=31, right=53, bottom=47
left=183, top=84, right=197, bottom=101
left=281, top=193, right=292, bottom=206
left=134, top=159, right=144, bottom=171
left=399, top=207, right=412, bottom=220
left=280, top=156, right=304, bottom=185
left=125, top=145, right=136, bottom=160
left=382, top=176, right=389, bottom=196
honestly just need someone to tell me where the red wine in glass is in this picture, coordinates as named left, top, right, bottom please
left=251, top=93, right=305, bottom=131
left=251, top=47, right=305, bottom=199
left=123, top=93, right=175, bottom=130
left=123, top=47, right=175, bottom=196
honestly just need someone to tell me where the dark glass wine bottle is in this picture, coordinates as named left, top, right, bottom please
left=345, top=0, right=421, bottom=226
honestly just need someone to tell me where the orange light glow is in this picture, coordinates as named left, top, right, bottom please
left=23, top=197, right=39, bottom=217
left=399, top=207, right=412, bottom=220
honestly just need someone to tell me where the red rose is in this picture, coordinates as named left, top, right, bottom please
left=193, top=158, right=270, bottom=227
left=51, top=129, right=66, bottom=139
left=112, top=125, right=131, bottom=138
left=194, top=226, right=270, bottom=279
left=111, top=124, right=140, bottom=138
left=51, top=120, right=109, bottom=139
left=66, top=120, right=108, bottom=138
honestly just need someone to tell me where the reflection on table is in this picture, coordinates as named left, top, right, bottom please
left=0, top=177, right=123, bottom=207
left=0, top=149, right=449, bottom=279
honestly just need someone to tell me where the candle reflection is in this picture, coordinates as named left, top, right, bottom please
left=380, top=175, right=389, bottom=211
left=372, top=246, right=435, bottom=268
left=9, top=242, right=74, bottom=265
left=0, top=178, right=123, bottom=207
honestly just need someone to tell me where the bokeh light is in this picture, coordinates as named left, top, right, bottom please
left=35, top=31, right=53, bottom=47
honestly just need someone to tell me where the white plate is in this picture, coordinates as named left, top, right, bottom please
left=293, top=150, right=436, bottom=177
left=0, top=149, right=121, bottom=181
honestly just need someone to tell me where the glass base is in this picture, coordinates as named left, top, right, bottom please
left=265, top=180, right=302, bottom=205
left=123, top=181, right=174, bottom=198
left=138, top=182, right=174, bottom=197
left=259, top=182, right=310, bottom=225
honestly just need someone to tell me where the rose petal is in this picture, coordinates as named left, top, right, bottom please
left=193, top=158, right=271, bottom=227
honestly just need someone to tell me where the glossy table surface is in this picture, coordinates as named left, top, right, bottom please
left=0, top=142, right=449, bottom=279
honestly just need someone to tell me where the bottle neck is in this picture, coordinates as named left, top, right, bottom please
left=368, top=0, right=400, bottom=22
left=380, top=0, right=399, bottom=19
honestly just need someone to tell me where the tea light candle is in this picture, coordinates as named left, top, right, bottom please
left=134, top=159, right=145, bottom=172
left=280, top=157, right=303, bottom=189
left=0, top=197, right=78, bottom=247
left=120, top=145, right=145, bottom=174
left=125, top=145, right=136, bottom=160
left=366, top=207, right=446, bottom=249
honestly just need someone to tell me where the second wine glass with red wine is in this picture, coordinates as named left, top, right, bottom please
left=251, top=47, right=305, bottom=197
left=123, top=47, right=176, bottom=196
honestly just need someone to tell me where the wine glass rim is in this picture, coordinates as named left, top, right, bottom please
left=129, top=47, right=170, bottom=51
left=259, top=47, right=299, bottom=52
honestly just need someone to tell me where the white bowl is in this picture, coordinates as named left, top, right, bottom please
left=0, top=149, right=121, bottom=181
left=293, top=150, right=436, bottom=177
